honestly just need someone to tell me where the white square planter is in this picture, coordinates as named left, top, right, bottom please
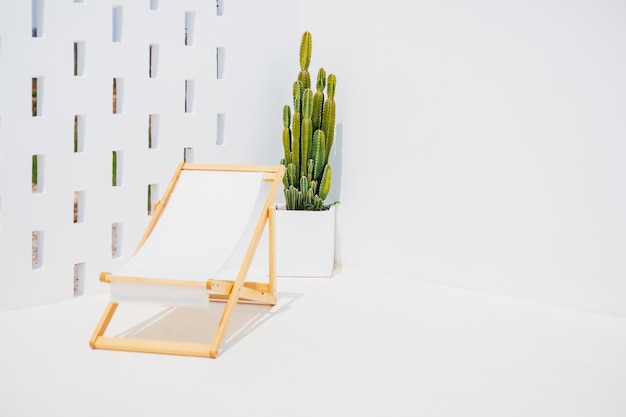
left=274, top=204, right=336, bottom=277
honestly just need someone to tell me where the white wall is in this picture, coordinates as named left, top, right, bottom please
left=302, top=0, right=626, bottom=315
left=0, top=0, right=299, bottom=310
left=2, top=0, right=625, bottom=316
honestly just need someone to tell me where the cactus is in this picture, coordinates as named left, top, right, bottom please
left=281, top=31, right=337, bottom=211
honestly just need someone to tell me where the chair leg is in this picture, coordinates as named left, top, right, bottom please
left=209, top=281, right=242, bottom=357
left=89, top=302, right=118, bottom=348
left=268, top=205, right=276, bottom=295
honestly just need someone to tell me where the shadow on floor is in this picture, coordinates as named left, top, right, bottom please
left=111, top=291, right=302, bottom=355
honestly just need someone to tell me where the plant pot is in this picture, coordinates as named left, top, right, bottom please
left=274, top=204, right=336, bottom=277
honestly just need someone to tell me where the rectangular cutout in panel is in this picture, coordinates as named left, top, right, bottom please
left=183, top=147, right=193, bottom=162
left=112, top=222, right=122, bottom=258
left=148, top=114, right=159, bottom=149
left=112, top=6, right=123, bottom=42
left=149, top=44, right=159, bottom=78
left=32, top=154, right=43, bottom=193
left=112, top=150, right=122, bottom=186
left=112, top=78, right=123, bottom=114
left=216, top=113, right=225, bottom=145
left=73, top=41, right=85, bottom=76
left=150, top=0, right=159, bottom=10
left=216, top=0, right=224, bottom=16
left=184, top=80, right=195, bottom=113
left=32, top=77, right=43, bottom=116
left=74, top=115, right=85, bottom=152
left=184, top=12, right=195, bottom=46
left=32, top=230, right=43, bottom=269
left=74, top=191, right=85, bottom=223
left=147, top=184, right=159, bottom=215
left=216, top=47, right=225, bottom=79
left=32, top=0, right=44, bottom=38
left=112, top=78, right=117, bottom=113
left=74, top=262, right=85, bottom=297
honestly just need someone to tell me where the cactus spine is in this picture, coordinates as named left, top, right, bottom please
left=281, top=31, right=337, bottom=211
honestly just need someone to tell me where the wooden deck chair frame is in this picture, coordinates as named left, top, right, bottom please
left=90, top=163, right=286, bottom=358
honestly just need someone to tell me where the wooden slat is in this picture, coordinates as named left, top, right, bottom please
left=100, top=271, right=112, bottom=282
left=102, top=274, right=271, bottom=292
left=89, top=302, right=118, bottom=348
left=209, top=280, right=276, bottom=304
left=108, top=275, right=208, bottom=288
left=242, top=281, right=271, bottom=292
left=207, top=279, right=269, bottom=294
left=182, top=163, right=282, bottom=173
left=94, top=336, right=214, bottom=358
left=133, top=162, right=185, bottom=255
left=268, top=205, right=277, bottom=294
left=182, top=163, right=282, bottom=182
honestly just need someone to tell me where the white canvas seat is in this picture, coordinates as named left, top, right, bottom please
left=90, top=163, right=285, bottom=358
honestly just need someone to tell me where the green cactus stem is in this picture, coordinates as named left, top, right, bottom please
left=326, top=73, right=336, bottom=99
left=287, top=163, right=297, bottom=188
left=300, top=176, right=309, bottom=195
left=291, top=111, right=301, bottom=176
left=319, top=165, right=331, bottom=201
left=280, top=158, right=288, bottom=188
left=322, top=73, right=336, bottom=164
left=313, top=195, right=324, bottom=211
left=293, top=80, right=303, bottom=113
left=312, top=130, right=326, bottom=180
left=285, top=185, right=298, bottom=210
left=300, top=89, right=314, bottom=177
left=312, top=68, right=326, bottom=131
left=307, top=159, right=314, bottom=182
left=299, top=32, right=312, bottom=89
left=302, top=89, right=313, bottom=119
left=291, top=81, right=303, bottom=175
left=282, top=105, right=291, bottom=164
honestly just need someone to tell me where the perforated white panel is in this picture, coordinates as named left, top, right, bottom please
left=0, top=0, right=299, bottom=310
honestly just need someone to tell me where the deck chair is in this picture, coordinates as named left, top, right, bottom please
left=90, top=163, right=286, bottom=358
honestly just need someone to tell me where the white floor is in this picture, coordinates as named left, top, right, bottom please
left=1, top=267, right=625, bottom=417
